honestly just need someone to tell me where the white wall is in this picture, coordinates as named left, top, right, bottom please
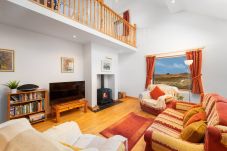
left=0, top=24, right=84, bottom=123
left=84, top=42, right=119, bottom=107
left=91, top=43, right=119, bottom=103
left=83, top=43, right=92, bottom=107
left=118, top=2, right=227, bottom=102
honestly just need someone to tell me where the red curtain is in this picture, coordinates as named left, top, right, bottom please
left=145, top=56, right=156, bottom=89
left=123, top=10, right=130, bottom=36
left=186, top=49, right=204, bottom=94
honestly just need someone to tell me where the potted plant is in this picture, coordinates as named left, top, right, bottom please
left=4, top=80, right=20, bottom=93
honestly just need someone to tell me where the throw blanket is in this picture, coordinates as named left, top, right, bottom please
left=139, top=91, right=173, bottom=109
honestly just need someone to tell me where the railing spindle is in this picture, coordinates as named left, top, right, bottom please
left=68, top=0, right=71, bottom=17
left=44, top=0, right=47, bottom=7
left=90, top=0, right=92, bottom=26
left=51, top=0, right=54, bottom=10
left=82, top=0, right=84, bottom=23
left=86, top=0, right=88, bottom=25
left=77, top=0, right=80, bottom=21
left=58, top=0, right=60, bottom=13
left=31, top=0, right=136, bottom=47
left=93, top=0, right=96, bottom=28
left=73, top=0, right=76, bottom=19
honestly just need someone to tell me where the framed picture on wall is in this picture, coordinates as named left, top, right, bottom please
left=0, top=49, right=14, bottom=72
left=101, top=60, right=112, bottom=72
left=61, top=57, right=74, bottom=73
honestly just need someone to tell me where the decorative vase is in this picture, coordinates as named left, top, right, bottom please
left=11, top=89, right=17, bottom=94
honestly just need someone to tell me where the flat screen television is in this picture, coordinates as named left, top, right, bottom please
left=49, top=81, right=85, bottom=105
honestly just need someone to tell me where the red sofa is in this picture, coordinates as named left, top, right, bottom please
left=144, top=93, right=227, bottom=151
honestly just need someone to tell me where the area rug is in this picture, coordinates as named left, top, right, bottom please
left=100, top=112, right=154, bottom=150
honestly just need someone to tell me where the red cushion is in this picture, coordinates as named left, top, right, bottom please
left=150, top=86, right=165, bottom=100
left=185, top=112, right=206, bottom=127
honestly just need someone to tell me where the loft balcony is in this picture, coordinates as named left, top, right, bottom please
left=0, top=0, right=137, bottom=52
left=31, top=0, right=136, bottom=47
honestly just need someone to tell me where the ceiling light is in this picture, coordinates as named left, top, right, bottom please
left=73, top=35, right=77, bottom=39
left=170, top=0, right=176, bottom=4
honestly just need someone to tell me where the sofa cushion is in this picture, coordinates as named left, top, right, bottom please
left=147, top=84, right=179, bottom=97
left=5, top=129, right=72, bottom=151
left=202, top=94, right=218, bottom=108
left=43, top=121, right=82, bottom=146
left=184, top=112, right=206, bottom=128
left=181, top=121, right=207, bottom=143
left=202, top=94, right=226, bottom=118
left=207, top=101, right=227, bottom=126
left=142, top=98, right=166, bottom=110
left=74, top=134, right=105, bottom=149
left=150, top=86, right=165, bottom=100
left=149, top=109, right=184, bottom=138
left=0, top=119, right=34, bottom=151
left=183, top=107, right=204, bottom=126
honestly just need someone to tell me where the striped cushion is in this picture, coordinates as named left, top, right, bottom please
left=149, top=109, right=184, bottom=138
left=202, top=94, right=227, bottom=118
left=201, top=94, right=217, bottom=108
left=208, top=101, right=227, bottom=126
left=204, top=95, right=217, bottom=117
left=207, top=106, right=219, bottom=126
left=176, top=102, right=195, bottom=111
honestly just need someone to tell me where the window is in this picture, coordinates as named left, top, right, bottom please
left=153, top=55, right=191, bottom=90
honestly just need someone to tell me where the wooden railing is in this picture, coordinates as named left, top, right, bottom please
left=31, top=0, right=136, bottom=47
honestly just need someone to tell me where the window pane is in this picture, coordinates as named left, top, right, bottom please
left=154, top=56, right=191, bottom=90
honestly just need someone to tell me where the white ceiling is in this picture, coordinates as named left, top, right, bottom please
left=113, top=0, right=227, bottom=21
left=153, top=0, right=227, bottom=20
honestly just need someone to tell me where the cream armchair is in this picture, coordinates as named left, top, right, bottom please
left=139, top=84, right=179, bottom=115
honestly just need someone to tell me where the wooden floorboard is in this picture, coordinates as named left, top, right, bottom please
left=33, top=97, right=155, bottom=151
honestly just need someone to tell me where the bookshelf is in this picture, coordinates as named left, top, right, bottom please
left=7, top=89, right=47, bottom=124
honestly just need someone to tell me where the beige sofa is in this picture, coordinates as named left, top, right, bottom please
left=0, top=118, right=126, bottom=151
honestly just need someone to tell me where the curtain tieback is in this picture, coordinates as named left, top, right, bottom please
left=146, top=75, right=152, bottom=78
left=192, top=74, right=202, bottom=80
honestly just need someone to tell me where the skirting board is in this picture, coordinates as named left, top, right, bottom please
left=126, top=96, right=139, bottom=100
left=88, top=99, right=123, bottom=112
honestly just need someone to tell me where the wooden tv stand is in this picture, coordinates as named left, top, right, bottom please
left=52, top=99, right=87, bottom=122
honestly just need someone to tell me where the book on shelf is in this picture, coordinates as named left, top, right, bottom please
left=29, top=113, right=45, bottom=122
left=8, top=90, right=46, bottom=124
left=10, top=101, right=44, bottom=117
left=11, top=95, right=19, bottom=102
left=10, top=93, right=44, bottom=104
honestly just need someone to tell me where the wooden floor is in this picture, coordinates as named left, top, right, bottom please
left=33, top=98, right=155, bottom=151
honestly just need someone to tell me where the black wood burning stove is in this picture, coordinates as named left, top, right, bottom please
left=97, top=75, right=113, bottom=106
